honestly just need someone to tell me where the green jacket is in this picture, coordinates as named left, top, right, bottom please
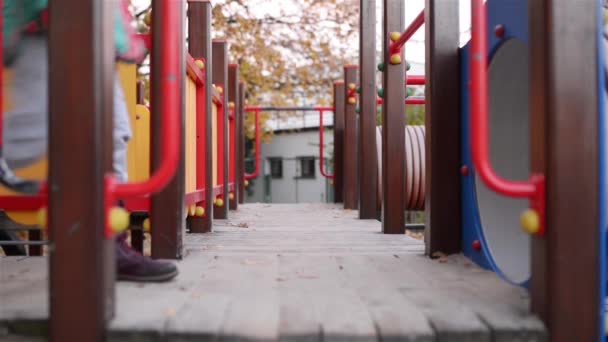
left=3, top=0, right=138, bottom=65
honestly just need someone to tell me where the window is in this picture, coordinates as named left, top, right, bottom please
left=269, top=157, right=283, bottom=179
left=299, top=157, right=316, bottom=179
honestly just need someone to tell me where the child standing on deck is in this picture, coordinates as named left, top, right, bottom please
left=2, top=0, right=178, bottom=282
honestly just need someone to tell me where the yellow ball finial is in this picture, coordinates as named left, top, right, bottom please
left=188, top=205, right=196, bottom=216
left=390, top=54, right=402, bottom=65
left=520, top=209, right=540, bottom=235
left=228, top=102, right=235, bottom=109
left=36, top=207, right=47, bottom=228
left=143, top=218, right=151, bottom=232
left=143, top=11, right=152, bottom=26
left=195, top=206, right=205, bottom=217
left=348, top=97, right=356, bottom=105
left=217, top=86, right=223, bottom=94
left=390, top=31, right=401, bottom=42
left=229, top=192, right=235, bottom=200
left=215, top=198, right=224, bottom=207
left=244, top=180, right=249, bottom=187
left=195, top=59, right=205, bottom=69
left=330, top=180, right=334, bottom=186
left=109, top=207, right=130, bottom=233
left=348, top=83, right=356, bottom=91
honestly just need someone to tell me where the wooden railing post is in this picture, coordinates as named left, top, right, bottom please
left=333, top=81, right=345, bottom=203
left=151, top=0, right=185, bottom=258
left=212, top=40, right=229, bottom=219
left=228, top=64, right=240, bottom=210
left=238, top=81, right=246, bottom=204
left=381, top=0, right=406, bottom=234
left=188, top=0, right=213, bottom=232
left=343, top=65, right=359, bottom=210
left=49, top=0, right=114, bottom=339
left=424, top=0, right=461, bottom=253
left=358, top=0, right=377, bottom=219
left=529, top=0, right=601, bottom=339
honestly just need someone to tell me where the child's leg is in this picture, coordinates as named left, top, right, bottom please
left=113, top=73, right=132, bottom=183
left=3, top=36, right=48, bottom=169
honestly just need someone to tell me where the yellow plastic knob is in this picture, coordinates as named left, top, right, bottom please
left=143, top=11, right=152, bottom=26
left=195, top=59, right=205, bottom=69
left=36, top=207, right=47, bottom=228
left=330, top=180, right=334, bottom=186
left=348, top=83, right=356, bottom=91
left=390, top=54, right=402, bottom=65
left=244, top=180, right=249, bottom=187
left=390, top=31, right=401, bottom=42
left=109, top=207, right=130, bottom=233
left=228, top=102, right=235, bottom=109
left=215, top=198, right=224, bottom=207
left=188, top=205, right=196, bottom=216
left=195, top=206, right=205, bottom=217
left=348, top=97, right=356, bottom=105
left=217, top=86, right=223, bottom=94
left=229, top=192, right=235, bottom=200
left=143, top=218, right=151, bottom=232
left=520, top=209, right=540, bottom=235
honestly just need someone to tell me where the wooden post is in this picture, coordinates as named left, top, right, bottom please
left=188, top=0, right=213, bottom=232
left=228, top=64, right=240, bottom=210
left=424, top=0, right=461, bottom=253
left=343, top=66, right=359, bottom=210
left=358, top=0, right=377, bottom=219
left=238, top=81, right=246, bottom=204
left=48, top=0, right=114, bottom=339
left=529, top=0, right=600, bottom=340
left=333, top=81, right=345, bottom=203
left=381, top=0, right=406, bottom=234
left=151, top=0, right=185, bottom=258
left=213, top=40, right=229, bottom=219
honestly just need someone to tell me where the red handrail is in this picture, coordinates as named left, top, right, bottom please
left=244, top=108, right=260, bottom=180
left=376, top=97, right=425, bottom=105
left=112, top=0, right=180, bottom=198
left=317, top=107, right=334, bottom=179
left=405, top=75, right=425, bottom=85
left=389, top=9, right=425, bottom=54
left=470, top=0, right=544, bottom=232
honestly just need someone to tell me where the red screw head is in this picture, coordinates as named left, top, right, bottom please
left=472, top=240, right=481, bottom=252
left=460, top=165, right=469, bottom=176
left=494, top=25, right=505, bottom=38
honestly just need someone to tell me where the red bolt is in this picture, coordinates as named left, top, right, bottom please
left=494, top=25, right=505, bottom=38
left=460, top=165, right=469, bottom=176
left=472, top=240, right=481, bottom=252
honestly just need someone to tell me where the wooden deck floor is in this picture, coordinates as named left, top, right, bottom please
left=0, top=203, right=546, bottom=341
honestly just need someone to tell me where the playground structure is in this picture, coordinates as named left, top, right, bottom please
left=0, top=0, right=605, bottom=341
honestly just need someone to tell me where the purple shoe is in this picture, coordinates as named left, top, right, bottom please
left=115, top=233, right=179, bottom=282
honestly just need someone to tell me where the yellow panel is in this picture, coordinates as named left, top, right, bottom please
left=212, top=102, right=218, bottom=186
left=116, top=63, right=143, bottom=182
left=184, top=77, right=197, bottom=193
left=130, top=105, right=150, bottom=181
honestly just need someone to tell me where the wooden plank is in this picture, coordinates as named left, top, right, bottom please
left=187, top=0, right=213, bottom=233
left=212, top=40, right=229, bottom=219
left=381, top=0, right=406, bottom=234
left=238, top=81, right=246, bottom=204
left=228, top=64, right=240, bottom=211
left=151, top=0, right=186, bottom=258
left=529, top=0, right=601, bottom=340
left=333, top=82, right=345, bottom=203
left=423, top=0, right=461, bottom=254
left=48, top=0, right=114, bottom=339
left=358, top=0, right=378, bottom=219
left=343, top=66, right=359, bottom=210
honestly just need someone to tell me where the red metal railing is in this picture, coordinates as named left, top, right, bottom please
left=317, top=107, right=334, bottom=179
left=112, top=0, right=180, bottom=199
left=376, top=97, right=425, bottom=105
left=405, top=75, right=425, bottom=85
left=243, top=108, right=260, bottom=180
left=389, top=9, right=425, bottom=55
left=470, top=0, right=545, bottom=233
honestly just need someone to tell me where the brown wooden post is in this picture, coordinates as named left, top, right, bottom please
left=213, top=40, right=229, bottom=219
left=48, top=0, right=114, bottom=339
left=228, top=64, right=240, bottom=210
left=343, top=66, right=359, bottom=210
left=238, top=81, right=246, bottom=204
left=424, top=0, right=461, bottom=253
left=529, top=0, right=600, bottom=340
left=333, top=81, right=345, bottom=203
left=358, top=0, right=377, bottom=219
left=188, top=0, right=213, bottom=232
left=151, top=0, right=185, bottom=258
left=381, top=0, right=406, bottom=234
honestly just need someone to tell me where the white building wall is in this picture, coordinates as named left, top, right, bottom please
left=245, top=129, right=334, bottom=203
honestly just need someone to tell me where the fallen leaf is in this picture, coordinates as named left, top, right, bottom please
left=166, top=308, right=177, bottom=317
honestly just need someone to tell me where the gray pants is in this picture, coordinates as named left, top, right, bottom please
left=4, top=37, right=132, bottom=182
